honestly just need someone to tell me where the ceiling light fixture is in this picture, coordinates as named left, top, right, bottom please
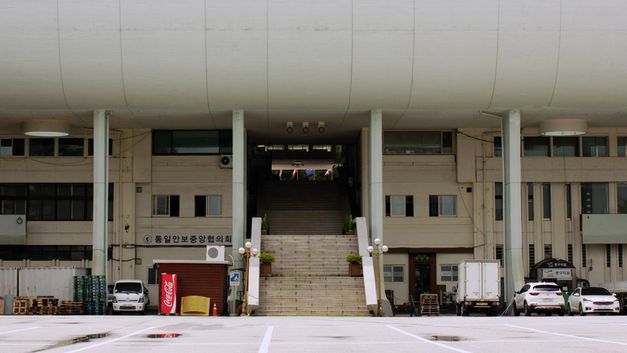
left=317, top=121, right=325, bottom=133
left=302, top=122, right=310, bottom=134
left=540, top=118, right=587, bottom=136
left=286, top=122, right=294, bottom=134
left=23, top=119, right=70, bottom=137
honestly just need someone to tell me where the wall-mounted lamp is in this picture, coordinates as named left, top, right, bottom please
left=317, top=121, right=325, bottom=134
left=302, top=122, right=309, bottom=134
left=540, top=119, right=587, bottom=136
left=286, top=121, right=294, bottom=134
left=23, top=119, right=70, bottom=137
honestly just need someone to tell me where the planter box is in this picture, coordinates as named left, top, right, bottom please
left=260, top=263, right=272, bottom=276
left=348, top=263, right=362, bottom=277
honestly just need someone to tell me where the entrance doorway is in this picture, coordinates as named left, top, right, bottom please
left=409, top=254, right=437, bottom=301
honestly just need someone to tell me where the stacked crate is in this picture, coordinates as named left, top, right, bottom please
left=12, top=297, right=30, bottom=315
left=31, top=296, right=59, bottom=315
left=73, top=275, right=106, bottom=315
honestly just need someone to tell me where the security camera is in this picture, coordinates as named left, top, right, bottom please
left=302, top=122, right=310, bottom=134
left=286, top=122, right=294, bottom=134
left=318, top=121, right=325, bottom=133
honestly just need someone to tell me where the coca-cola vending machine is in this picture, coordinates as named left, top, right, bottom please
left=160, top=273, right=177, bottom=315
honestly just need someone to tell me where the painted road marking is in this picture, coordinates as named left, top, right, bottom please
left=504, top=324, right=627, bottom=347
left=0, top=326, right=41, bottom=335
left=386, top=325, right=474, bottom=353
left=62, top=326, right=156, bottom=353
left=258, top=326, right=273, bottom=353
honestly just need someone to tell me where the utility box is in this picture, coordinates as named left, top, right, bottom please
left=456, top=260, right=501, bottom=316
left=0, top=215, right=26, bottom=244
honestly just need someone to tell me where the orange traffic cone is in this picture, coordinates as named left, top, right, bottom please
left=212, top=303, right=218, bottom=317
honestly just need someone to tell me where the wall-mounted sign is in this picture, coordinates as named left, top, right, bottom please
left=143, top=234, right=232, bottom=245
left=542, top=268, right=572, bottom=280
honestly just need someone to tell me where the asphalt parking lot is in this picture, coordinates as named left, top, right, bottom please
left=1, top=315, right=627, bottom=353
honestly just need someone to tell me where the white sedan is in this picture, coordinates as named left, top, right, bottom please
left=568, top=287, right=620, bottom=315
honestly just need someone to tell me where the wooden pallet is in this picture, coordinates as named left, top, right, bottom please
left=59, top=301, right=84, bottom=315
left=12, top=297, right=30, bottom=315
left=419, top=294, right=440, bottom=316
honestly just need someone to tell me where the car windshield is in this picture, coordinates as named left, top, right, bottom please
left=581, top=287, right=611, bottom=296
left=533, top=285, right=560, bottom=291
left=115, top=282, right=142, bottom=293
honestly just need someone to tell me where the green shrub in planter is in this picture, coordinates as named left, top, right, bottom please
left=345, top=254, right=362, bottom=264
left=259, top=251, right=275, bottom=264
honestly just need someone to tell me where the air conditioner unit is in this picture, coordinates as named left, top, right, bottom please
left=206, top=245, right=226, bottom=262
left=219, top=155, right=233, bottom=169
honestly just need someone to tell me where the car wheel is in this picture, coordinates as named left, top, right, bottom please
left=579, top=304, right=586, bottom=316
left=524, top=302, right=532, bottom=316
left=461, top=304, right=469, bottom=316
left=558, top=309, right=564, bottom=316
left=545, top=311, right=551, bottom=316
left=513, top=302, right=520, bottom=316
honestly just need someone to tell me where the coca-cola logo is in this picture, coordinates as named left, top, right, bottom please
left=163, top=281, right=174, bottom=307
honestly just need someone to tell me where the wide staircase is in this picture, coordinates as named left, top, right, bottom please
left=255, top=180, right=369, bottom=316
left=256, top=234, right=369, bottom=316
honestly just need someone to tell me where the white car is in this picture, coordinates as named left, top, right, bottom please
left=568, top=286, right=620, bottom=316
left=513, top=282, right=565, bottom=316
left=112, top=280, right=150, bottom=314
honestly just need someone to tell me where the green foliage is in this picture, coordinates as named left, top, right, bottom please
left=342, top=215, right=355, bottom=234
left=261, top=213, right=269, bottom=233
left=259, top=251, right=275, bottom=264
left=346, top=254, right=362, bottom=264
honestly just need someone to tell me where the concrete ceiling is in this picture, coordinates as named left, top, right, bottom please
left=1, top=0, right=627, bottom=140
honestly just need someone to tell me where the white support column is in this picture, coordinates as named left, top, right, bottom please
left=92, top=109, right=110, bottom=277
left=232, top=110, right=245, bottom=259
left=502, top=109, right=525, bottom=303
left=369, top=110, right=383, bottom=243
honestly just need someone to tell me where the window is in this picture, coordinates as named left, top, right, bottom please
left=493, top=136, right=502, bottom=157
left=152, top=130, right=232, bottom=155
left=618, top=137, right=627, bottom=156
left=429, top=195, right=456, bottom=217
left=582, top=245, right=587, bottom=268
left=0, top=245, right=98, bottom=261
left=87, top=138, right=113, bottom=156
left=618, top=184, right=627, bottom=214
left=29, top=138, right=54, bottom=156
left=527, top=183, right=534, bottom=221
left=440, top=265, right=458, bottom=282
left=542, top=183, right=551, bottom=219
left=620, top=245, right=624, bottom=268
left=495, top=182, right=503, bottom=221
left=152, top=195, right=179, bottom=217
left=566, top=184, right=572, bottom=219
left=383, top=131, right=454, bottom=155
left=581, top=183, right=609, bottom=214
left=58, top=138, right=84, bottom=156
left=0, top=183, right=111, bottom=221
left=523, top=136, right=550, bottom=157
left=582, top=136, right=608, bottom=157
left=552, top=136, right=579, bottom=157
left=529, top=244, right=535, bottom=270
left=544, top=244, right=552, bottom=259
left=195, top=195, right=222, bottom=216
left=606, top=244, right=612, bottom=267
left=385, top=195, right=413, bottom=217
left=383, top=265, right=404, bottom=283
left=496, top=244, right=503, bottom=266
left=0, top=138, right=25, bottom=156
left=568, top=244, right=573, bottom=264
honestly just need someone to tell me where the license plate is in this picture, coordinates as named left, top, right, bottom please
left=475, top=302, right=488, bottom=306
left=542, top=298, right=554, bottom=302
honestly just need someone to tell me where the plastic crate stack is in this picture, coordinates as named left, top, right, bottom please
left=73, top=275, right=107, bottom=315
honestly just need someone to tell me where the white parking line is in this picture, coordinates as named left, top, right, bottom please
left=0, top=326, right=41, bottom=335
left=504, top=324, right=627, bottom=347
left=61, top=326, right=156, bottom=353
left=258, top=326, right=273, bottom=353
left=386, top=325, right=474, bottom=353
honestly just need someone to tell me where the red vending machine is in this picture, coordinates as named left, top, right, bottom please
left=160, top=273, right=178, bottom=315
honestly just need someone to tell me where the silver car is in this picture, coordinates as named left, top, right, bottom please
left=568, top=287, right=620, bottom=315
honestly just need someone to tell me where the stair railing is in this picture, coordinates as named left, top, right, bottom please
left=247, top=217, right=261, bottom=314
left=355, top=217, right=378, bottom=311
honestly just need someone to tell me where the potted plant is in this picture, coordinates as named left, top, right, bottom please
left=346, top=254, right=362, bottom=277
left=342, top=215, right=355, bottom=235
left=259, top=251, right=275, bottom=276
left=261, top=214, right=270, bottom=235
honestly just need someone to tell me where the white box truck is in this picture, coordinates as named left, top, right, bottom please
left=456, top=260, right=501, bottom=316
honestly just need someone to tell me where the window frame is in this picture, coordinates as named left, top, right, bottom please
left=383, top=130, right=455, bottom=155
left=383, top=264, right=405, bottom=283
left=439, top=264, right=459, bottom=282
left=429, top=195, right=457, bottom=217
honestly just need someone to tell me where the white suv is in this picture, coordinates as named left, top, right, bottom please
left=112, top=280, right=150, bottom=314
left=513, top=282, right=565, bottom=316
